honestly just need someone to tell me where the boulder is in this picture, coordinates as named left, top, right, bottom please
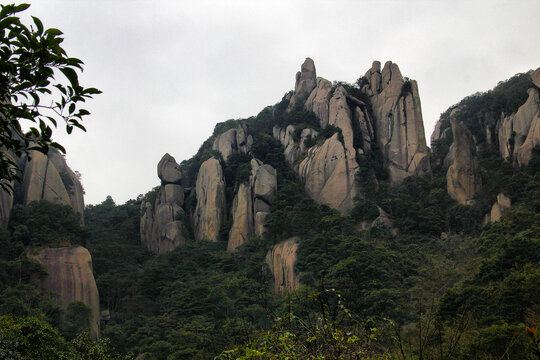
left=194, top=157, right=226, bottom=242
left=265, top=237, right=300, bottom=293
left=157, top=153, right=183, bottom=184
left=140, top=176, right=186, bottom=254
left=212, top=125, right=252, bottom=161
left=446, top=116, right=482, bottom=205
left=288, top=58, right=317, bottom=110
left=29, top=246, right=100, bottom=339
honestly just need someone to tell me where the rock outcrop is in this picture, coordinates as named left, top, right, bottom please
left=532, top=68, right=540, bottom=88
left=265, top=237, right=300, bottom=293
left=141, top=154, right=187, bottom=254
left=298, top=133, right=359, bottom=212
left=305, top=77, right=332, bottom=128
left=194, top=157, right=226, bottom=242
left=498, top=87, right=540, bottom=165
left=21, top=149, right=85, bottom=221
left=276, top=59, right=431, bottom=213
left=273, top=125, right=318, bottom=168
left=228, top=159, right=277, bottom=251
left=288, top=58, right=317, bottom=111
left=486, top=193, right=511, bottom=223
left=0, top=153, right=15, bottom=226
left=212, top=124, right=253, bottom=161
left=29, top=246, right=100, bottom=338
left=446, top=116, right=482, bottom=205
left=157, top=153, right=183, bottom=184
left=0, top=186, right=12, bottom=227
left=361, top=61, right=431, bottom=183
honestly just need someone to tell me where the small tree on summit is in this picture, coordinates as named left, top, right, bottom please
left=0, top=3, right=101, bottom=192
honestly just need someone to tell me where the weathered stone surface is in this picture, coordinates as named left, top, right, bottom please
left=532, top=67, right=540, bottom=88
left=499, top=88, right=540, bottom=164
left=353, top=105, right=375, bottom=153
left=273, top=125, right=318, bottom=167
left=22, top=150, right=85, bottom=221
left=157, top=153, right=183, bottom=184
left=212, top=125, right=252, bottom=161
left=228, top=183, right=253, bottom=251
left=490, top=193, right=511, bottom=222
left=140, top=178, right=186, bottom=254
left=447, top=117, right=482, bottom=205
left=265, top=237, right=300, bottom=294
left=47, top=150, right=85, bottom=218
left=329, top=86, right=356, bottom=155
left=228, top=159, right=277, bottom=251
left=288, top=58, right=317, bottom=110
left=30, top=246, right=100, bottom=338
left=298, top=133, right=359, bottom=212
left=0, top=152, right=15, bottom=226
left=362, top=61, right=431, bottom=183
left=0, top=186, right=12, bottom=227
left=305, top=77, right=332, bottom=128
left=194, top=157, right=226, bottom=242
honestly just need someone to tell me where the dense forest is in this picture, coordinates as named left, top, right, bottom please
left=1, top=68, right=540, bottom=360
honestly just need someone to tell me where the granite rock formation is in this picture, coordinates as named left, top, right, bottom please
left=298, top=133, right=359, bottom=212
left=485, top=193, right=511, bottom=223
left=265, top=237, right=300, bottom=293
left=228, top=159, right=277, bottom=251
left=20, top=149, right=85, bottom=221
left=360, top=61, right=431, bottom=183
left=498, top=87, right=540, bottom=165
left=194, top=157, right=226, bottom=241
left=212, top=124, right=253, bottom=161
left=140, top=154, right=187, bottom=254
left=288, top=58, right=317, bottom=111
left=29, top=246, right=100, bottom=338
left=446, top=116, right=482, bottom=205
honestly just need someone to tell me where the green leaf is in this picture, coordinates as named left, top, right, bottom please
left=69, top=103, right=75, bottom=114
left=50, top=142, right=66, bottom=153
left=31, top=16, right=43, bottom=35
left=59, top=67, right=79, bottom=87
left=44, top=28, right=63, bottom=37
left=13, top=4, right=31, bottom=13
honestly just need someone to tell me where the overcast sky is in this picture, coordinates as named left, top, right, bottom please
left=21, top=0, right=540, bottom=205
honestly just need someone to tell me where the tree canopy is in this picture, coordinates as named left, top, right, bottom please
left=0, top=3, right=100, bottom=191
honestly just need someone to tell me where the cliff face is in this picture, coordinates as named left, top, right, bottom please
left=446, top=116, right=482, bottom=205
left=140, top=154, right=187, bottom=254
left=361, top=61, right=431, bottom=183
left=265, top=237, right=300, bottom=293
left=274, top=59, right=430, bottom=212
left=432, top=67, right=540, bottom=173
left=498, top=87, right=540, bottom=165
left=139, top=58, right=434, bottom=264
left=212, top=124, right=253, bottom=161
left=228, top=159, right=277, bottom=251
left=20, top=149, right=85, bottom=221
left=194, top=157, right=226, bottom=242
left=29, top=246, right=100, bottom=339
